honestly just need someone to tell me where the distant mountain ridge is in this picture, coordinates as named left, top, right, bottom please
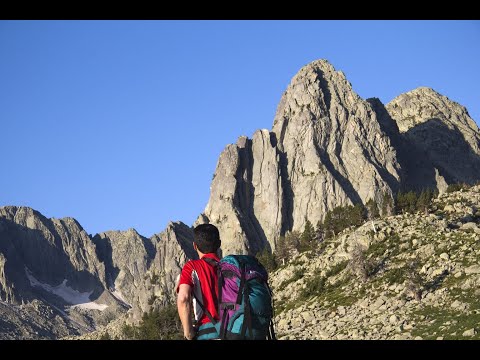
left=0, top=205, right=194, bottom=338
left=1, top=59, right=479, bottom=338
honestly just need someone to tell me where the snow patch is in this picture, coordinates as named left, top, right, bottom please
left=25, top=267, right=108, bottom=311
left=73, top=302, right=108, bottom=311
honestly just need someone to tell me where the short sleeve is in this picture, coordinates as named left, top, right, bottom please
left=177, top=261, right=194, bottom=292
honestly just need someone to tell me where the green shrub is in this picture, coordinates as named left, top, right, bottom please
left=326, top=261, right=348, bottom=278
left=99, top=332, right=111, bottom=340
left=384, top=267, right=405, bottom=285
left=279, top=267, right=304, bottom=289
left=150, top=272, right=160, bottom=285
left=147, top=294, right=156, bottom=305
left=122, top=303, right=182, bottom=340
left=299, top=275, right=326, bottom=300
left=446, top=183, right=470, bottom=193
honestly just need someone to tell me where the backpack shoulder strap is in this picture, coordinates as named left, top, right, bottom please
left=201, top=257, right=219, bottom=267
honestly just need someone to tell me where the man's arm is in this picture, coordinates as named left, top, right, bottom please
left=177, top=283, right=196, bottom=340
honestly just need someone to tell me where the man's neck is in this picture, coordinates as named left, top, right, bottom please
left=197, top=251, right=218, bottom=259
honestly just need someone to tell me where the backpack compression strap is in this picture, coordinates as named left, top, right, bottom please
left=266, top=282, right=276, bottom=340
left=191, top=257, right=219, bottom=326
left=238, top=263, right=254, bottom=339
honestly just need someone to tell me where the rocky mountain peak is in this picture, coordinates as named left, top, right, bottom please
left=199, top=59, right=480, bottom=259
left=386, top=86, right=477, bottom=135
left=272, top=59, right=357, bottom=141
left=198, top=59, right=405, bottom=256
left=386, top=86, right=480, bottom=184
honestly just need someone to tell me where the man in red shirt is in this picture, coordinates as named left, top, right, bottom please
left=176, top=224, right=221, bottom=340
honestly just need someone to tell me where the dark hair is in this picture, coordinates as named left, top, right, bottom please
left=193, top=224, right=221, bottom=254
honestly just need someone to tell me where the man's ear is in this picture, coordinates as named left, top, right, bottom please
left=193, top=242, right=197, bottom=250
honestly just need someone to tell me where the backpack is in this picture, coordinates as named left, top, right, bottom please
left=195, top=254, right=276, bottom=340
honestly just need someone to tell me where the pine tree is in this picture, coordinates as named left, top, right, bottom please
left=315, top=220, right=325, bottom=243
left=365, top=198, right=379, bottom=233
left=286, top=230, right=302, bottom=254
left=274, top=235, right=289, bottom=266
left=274, top=230, right=302, bottom=262
left=255, top=247, right=277, bottom=272
left=300, top=218, right=315, bottom=252
left=122, top=304, right=183, bottom=339
left=395, top=191, right=406, bottom=214
left=396, top=191, right=416, bottom=214
left=381, top=191, right=394, bottom=216
left=351, top=204, right=367, bottom=226
left=416, top=189, right=433, bottom=215
left=323, top=206, right=346, bottom=238
left=366, top=198, right=379, bottom=220
left=405, top=191, right=418, bottom=213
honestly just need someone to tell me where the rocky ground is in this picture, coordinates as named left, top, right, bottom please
left=0, top=299, right=90, bottom=339
left=271, top=186, right=480, bottom=340
left=64, top=316, right=128, bottom=340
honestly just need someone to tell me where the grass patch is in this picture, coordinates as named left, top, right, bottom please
left=325, top=260, right=348, bottom=278
left=290, top=258, right=306, bottom=267
left=384, top=267, right=406, bottom=285
left=367, top=234, right=401, bottom=260
left=366, top=241, right=388, bottom=259
left=297, top=272, right=357, bottom=309
left=298, top=275, right=326, bottom=301
left=274, top=298, right=302, bottom=315
left=279, top=267, right=305, bottom=289
left=441, top=272, right=466, bottom=289
left=411, top=305, right=480, bottom=340
left=321, top=274, right=357, bottom=308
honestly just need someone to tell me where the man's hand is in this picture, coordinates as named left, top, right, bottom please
left=184, top=327, right=196, bottom=340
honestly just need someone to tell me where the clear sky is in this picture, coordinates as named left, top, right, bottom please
left=1, top=20, right=479, bottom=237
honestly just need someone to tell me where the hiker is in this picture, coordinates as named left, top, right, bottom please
left=176, top=223, right=221, bottom=340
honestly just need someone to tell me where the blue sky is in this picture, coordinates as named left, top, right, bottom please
left=1, top=20, right=479, bottom=237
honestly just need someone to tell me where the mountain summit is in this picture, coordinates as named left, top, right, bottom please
left=197, top=59, right=480, bottom=256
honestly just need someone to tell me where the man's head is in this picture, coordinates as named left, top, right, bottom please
left=193, top=224, right=221, bottom=254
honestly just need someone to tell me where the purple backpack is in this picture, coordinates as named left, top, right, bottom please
left=195, top=255, right=276, bottom=340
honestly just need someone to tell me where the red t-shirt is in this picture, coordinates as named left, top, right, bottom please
left=177, top=253, right=220, bottom=325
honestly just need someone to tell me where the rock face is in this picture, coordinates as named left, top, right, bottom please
left=128, top=221, right=195, bottom=322
left=198, top=60, right=480, bottom=256
left=271, top=60, right=402, bottom=235
left=197, top=132, right=285, bottom=255
left=93, top=229, right=154, bottom=308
